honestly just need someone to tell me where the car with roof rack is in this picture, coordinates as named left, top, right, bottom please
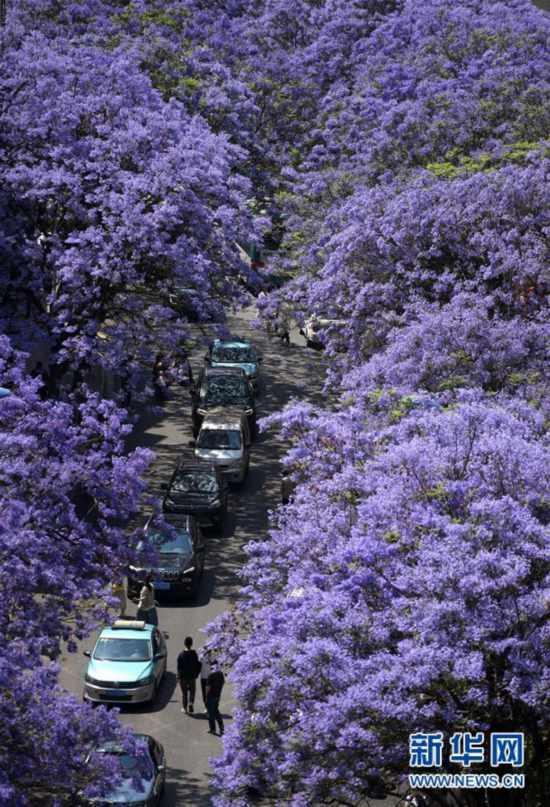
left=190, top=365, right=256, bottom=437
left=162, top=460, right=228, bottom=529
left=83, top=619, right=167, bottom=705
left=205, top=338, right=262, bottom=391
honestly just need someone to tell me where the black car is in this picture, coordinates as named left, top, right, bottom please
left=191, top=365, right=256, bottom=437
left=83, top=733, right=165, bottom=805
left=128, top=515, right=205, bottom=600
left=162, top=461, right=228, bottom=529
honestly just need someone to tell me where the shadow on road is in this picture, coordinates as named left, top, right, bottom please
left=163, top=766, right=213, bottom=807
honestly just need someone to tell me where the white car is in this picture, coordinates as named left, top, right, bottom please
left=193, top=409, right=251, bottom=485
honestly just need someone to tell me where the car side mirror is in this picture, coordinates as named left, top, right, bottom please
left=188, top=439, right=196, bottom=447
left=154, top=652, right=166, bottom=660
left=83, top=650, right=91, bottom=657
left=204, top=354, right=211, bottom=363
left=160, top=482, right=168, bottom=490
left=257, top=356, right=263, bottom=363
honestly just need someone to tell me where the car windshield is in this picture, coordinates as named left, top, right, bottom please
left=172, top=472, right=218, bottom=494
left=202, top=377, right=249, bottom=406
left=198, top=429, right=241, bottom=450
left=146, top=528, right=193, bottom=554
left=93, top=638, right=151, bottom=661
left=96, top=748, right=154, bottom=785
left=212, top=346, right=256, bottom=363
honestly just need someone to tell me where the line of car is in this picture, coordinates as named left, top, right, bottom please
left=79, top=338, right=263, bottom=805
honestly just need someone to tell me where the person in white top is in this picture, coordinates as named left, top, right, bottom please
left=199, top=648, right=212, bottom=709
left=136, top=574, right=158, bottom=626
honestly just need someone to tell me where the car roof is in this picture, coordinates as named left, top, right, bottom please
left=204, top=365, right=246, bottom=377
left=98, top=622, right=154, bottom=640
left=97, top=733, right=153, bottom=754
left=146, top=513, right=193, bottom=530
left=175, top=460, right=218, bottom=474
left=212, top=339, right=251, bottom=349
left=201, top=410, right=247, bottom=429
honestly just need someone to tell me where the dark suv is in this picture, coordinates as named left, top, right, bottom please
left=162, top=461, right=228, bottom=529
left=128, top=515, right=205, bottom=600
left=191, top=365, right=256, bottom=437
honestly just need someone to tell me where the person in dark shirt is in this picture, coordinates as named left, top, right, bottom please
left=176, top=636, right=201, bottom=714
left=206, top=660, right=225, bottom=736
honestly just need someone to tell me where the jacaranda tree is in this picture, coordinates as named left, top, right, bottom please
left=0, top=334, right=151, bottom=803
left=208, top=396, right=549, bottom=805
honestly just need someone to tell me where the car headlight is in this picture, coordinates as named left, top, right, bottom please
left=209, top=498, right=221, bottom=507
left=85, top=673, right=96, bottom=684
left=197, top=408, right=207, bottom=416
left=245, top=407, right=253, bottom=415
left=137, top=674, right=154, bottom=686
left=128, top=565, right=145, bottom=574
left=183, top=566, right=196, bottom=575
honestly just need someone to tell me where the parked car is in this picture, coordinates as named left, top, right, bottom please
left=83, top=620, right=167, bottom=705
left=162, top=460, right=228, bottom=529
left=84, top=733, right=166, bottom=806
left=128, top=515, right=205, bottom=600
left=205, top=339, right=262, bottom=391
left=191, top=365, right=256, bottom=437
left=300, top=317, right=346, bottom=349
left=193, top=409, right=251, bottom=485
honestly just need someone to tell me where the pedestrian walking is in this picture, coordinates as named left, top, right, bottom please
left=111, top=579, right=127, bottom=617
left=277, top=316, right=290, bottom=345
left=136, top=574, right=158, bottom=626
left=206, top=660, right=225, bottom=736
left=199, top=647, right=212, bottom=709
left=152, top=352, right=168, bottom=401
left=177, top=636, right=201, bottom=714
left=178, top=349, right=194, bottom=387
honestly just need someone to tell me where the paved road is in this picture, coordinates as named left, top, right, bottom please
left=59, top=307, right=327, bottom=806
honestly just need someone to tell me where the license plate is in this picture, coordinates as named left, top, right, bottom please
left=155, top=580, right=171, bottom=590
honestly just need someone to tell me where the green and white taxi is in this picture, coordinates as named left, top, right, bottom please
left=83, top=620, right=167, bottom=705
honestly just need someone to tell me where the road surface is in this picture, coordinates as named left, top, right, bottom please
left=59, top=307, right=327, bottom=805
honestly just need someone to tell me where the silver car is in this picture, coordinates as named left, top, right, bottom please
left=193, top=410, right=251, bottom=485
